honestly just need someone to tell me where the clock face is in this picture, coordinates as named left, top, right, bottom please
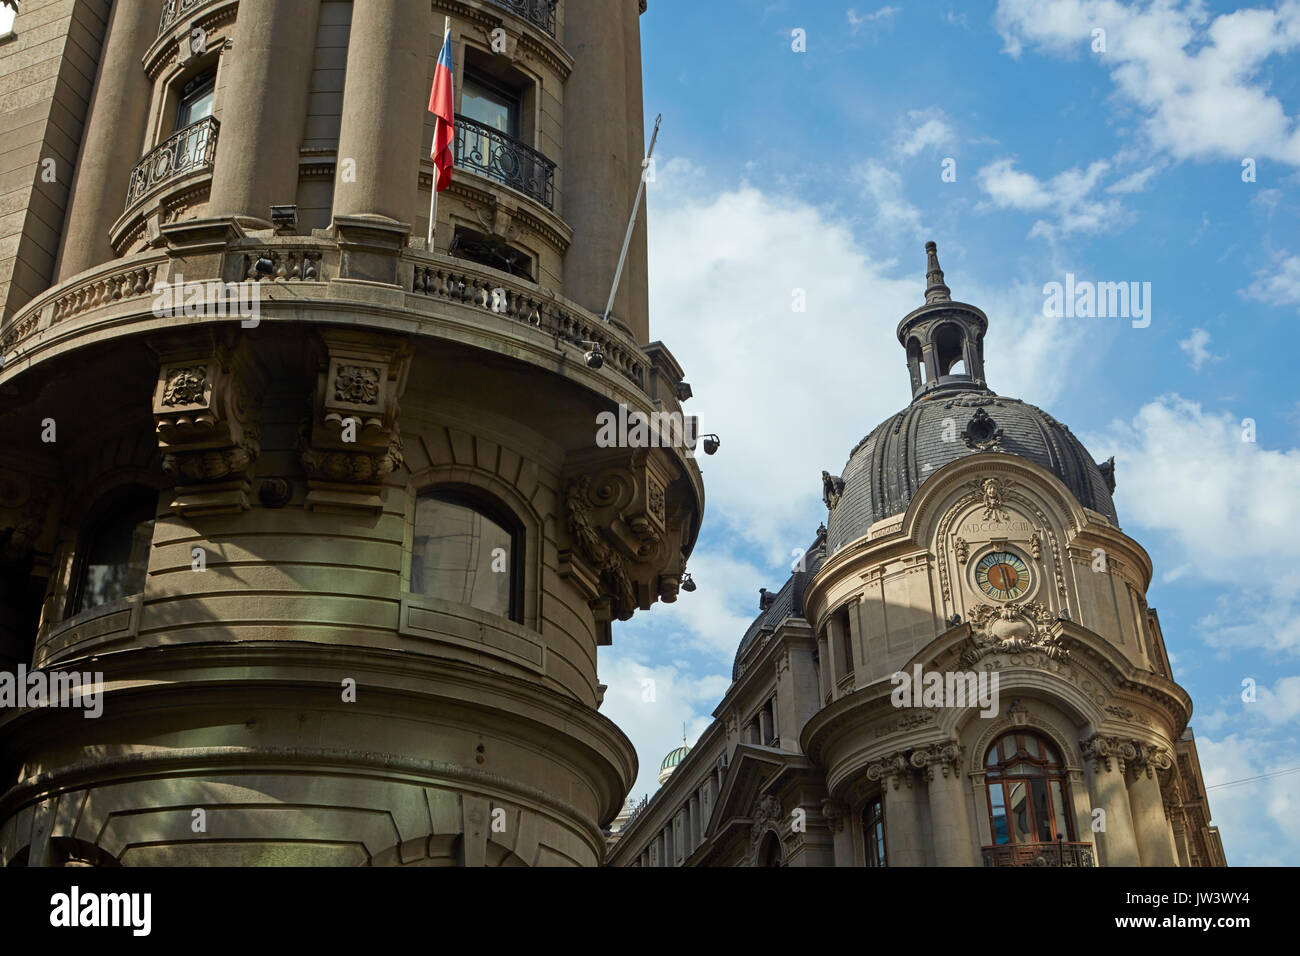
left=974, top=550, right=1032, bottom=601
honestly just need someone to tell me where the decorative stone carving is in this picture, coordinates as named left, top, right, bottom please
left=821, top=798, right=845, bottom=833
left=1029, top=531, right=1042, bottom=560
left=1130, top=743, right=1174, bottom=779
left=1080, top=734, right=1139, bottom=774
left=153, top=332, right=264, bottom=516
left=559, top=446, right=692, bottom=642
left=298, top=329, right=411, bottom=516
left=914, top=741, right=964, bottom=780
left=822, top=471, right=845, bottom=510
left=865, top=751, right=913, bottom=790
left=958, top=602, right=1068, bottom=665
left=746, top=794, right=784, bottom=865
left=962, top=408, right=1004, bottom=451
left=976, top=476, right=1011, bottom=522
left=954, top=536, right=970, bottom=565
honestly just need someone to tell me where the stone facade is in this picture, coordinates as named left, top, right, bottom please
left=608, top=248, right=1226, bottom=869
left=0, top=0, right=698, bottom=867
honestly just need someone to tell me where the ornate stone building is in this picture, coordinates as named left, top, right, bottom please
left=0, top=0, right=703, bottom=866
left=608, top=245, right=1226, bottom=868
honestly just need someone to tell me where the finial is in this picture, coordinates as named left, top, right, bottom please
left=925, top=240, right=951, bottom=304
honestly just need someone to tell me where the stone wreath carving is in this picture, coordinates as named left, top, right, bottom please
left=959, top=601, right=1068, bottom=665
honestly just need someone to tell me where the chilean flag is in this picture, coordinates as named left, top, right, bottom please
left=429, top=24, right=455, bottom=192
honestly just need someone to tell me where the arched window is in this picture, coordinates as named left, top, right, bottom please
left=934, top=322, right=965, bottom=375
left=71, top=485, right=157, bottom=615
left=411, top=488, right=521, bottom=622
left=985, top=732, right=1074, bottom=846
left=862, top=794, right=886, bottom=866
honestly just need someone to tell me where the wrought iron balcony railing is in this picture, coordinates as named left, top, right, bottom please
left=455, top=115, right=556, bottom=210
left=982, top=842, right=1095, bottom=867
left=159, top=0, right=221, bottom=35
left=484, top=0, right=558, bottom=38
left=125, top=117, right=220, bottom=212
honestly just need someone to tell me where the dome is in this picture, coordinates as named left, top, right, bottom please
left=822, top=242, right=1118, bottom=555
left=658, top=744, right=691, bottom=784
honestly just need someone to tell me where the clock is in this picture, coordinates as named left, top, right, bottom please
left=974, top=549, right=1032, bottom=601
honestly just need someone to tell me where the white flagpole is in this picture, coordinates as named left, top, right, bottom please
left=602, top=113, right=662, bottom=324
left=428, top=16, right=451, bottom=249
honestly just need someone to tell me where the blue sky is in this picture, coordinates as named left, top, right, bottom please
left=596, top=0, right=1300, bottom=866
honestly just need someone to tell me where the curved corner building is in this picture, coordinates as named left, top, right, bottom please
left=608, top=244, right=1225, bottom=868
left=0, top=0, right=702, bottom=867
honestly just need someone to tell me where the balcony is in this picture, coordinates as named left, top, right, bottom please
left=455, top=114, right=556, bottom=210
left=159, top=0, right=221, bottom=35
left=484, top=0, right=558, bottom=38
left=125, top=117, right=220, bottom=212
left=982, top=842, right=1096, bottom=867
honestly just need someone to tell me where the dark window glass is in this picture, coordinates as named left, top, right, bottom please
left=176, top=70, right=215, bottom=129
left=989, top=784, right=1009, bottom=845
left=461, top=71, right=520, bottom=137
left=863, top=796, right=887, bottom=866
left=74, top=487, right=156, bottom=614
left=411, top=490, right=519, bottom=621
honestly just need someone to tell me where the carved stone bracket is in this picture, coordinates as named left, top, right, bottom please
left=153, top=331, right=264, bottom=516
left=959, top=601, right=1068, bottom=666
left=865, top=751, right=914, bottom=790
left=1080, top=734, right=1140, bottom=775
left=298, top=328, right=411, bottom=516
left=559, top=447, right=693, bottom=643
left=821, top=798, right=845, bottom=833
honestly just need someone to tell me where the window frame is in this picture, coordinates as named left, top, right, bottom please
left=862, top=794, right=887, bottom=867
left=984, top=731, right=1074, bottom=847
left=409, top=486, right=524, bottom=624
left=174, top=67, right=217, bottom=132
left=67, top=484, right=158, bottom=619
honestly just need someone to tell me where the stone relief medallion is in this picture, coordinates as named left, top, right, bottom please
left=959, top=602, right=1067, bottom=665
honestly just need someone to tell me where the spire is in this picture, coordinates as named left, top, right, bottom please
left=924, top=240, right=951, bottom=304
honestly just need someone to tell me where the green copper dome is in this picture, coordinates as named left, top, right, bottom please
left=660, top=745, right=690, bottom=771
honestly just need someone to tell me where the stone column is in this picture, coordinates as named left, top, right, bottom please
left=561, top=0, right=636, bottom=336
left=868, top=753, right=925, bottom=866
left=55, top=0, right=166, bottom=279
left=922, top=743, right=980, bottom=866
left=1129, top=744, right=1178, bottom=866
left=822, top=799, right=855, bottom=866
left=1081, top=735, right=1141, bottom=866
left=332, top=0, right=429, bottom=223
left=205, top=0, right=321, bottom=223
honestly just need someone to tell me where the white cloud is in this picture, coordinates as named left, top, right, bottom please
left=848, top=6, right=899, bottom=33
left=1086, top=395, right=1300, bottom=654
left=596, top=652, right=730, bottom=802
left=1196, top=733, right=1300, bottom=865
left=1243, top=251, right=1300, bottom=309
left=852, top=159, right=927, bottom=236
left=995, top=0, right=1300, bottom=166
left=893, top=107, right=956, bottom=157
left=1178, top=327, right=1220, bottom=372
left=976, top=157, right=1128, bottom=238
left=1106, top=165, right=1161, bottom=194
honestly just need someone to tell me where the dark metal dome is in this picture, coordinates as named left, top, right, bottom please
left=822, top=242, right=1119, bottom=555
left=824, top=390, right=1118, bottom=554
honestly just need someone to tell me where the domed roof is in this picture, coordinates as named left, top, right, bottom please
left=660, top=745, right=691, bottom=772
left=822, top=242, right=1118, bottom=555
left=731, top=529, right=825, bottom=680
left=825, top=391, right=1118, bottom=553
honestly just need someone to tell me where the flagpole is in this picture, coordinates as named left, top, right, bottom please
left=428, top=16, right=451, bottom=249
left=602, top=113, right=662, bottom=324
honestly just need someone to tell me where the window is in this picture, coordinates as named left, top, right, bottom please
left=411, top=489, right=521, bottom=621
left=984, top=732, right=1073, bottom=846
left=176, top=69, right=216, bottom=130
left=72, top=486, right=157, bottom=615
left=461, top=70, right=520, bottom=138
left=862, top=795, right=886, bottom=867
left=837, top=608, right=854, bottom=676
left=449, top=226, right=534, bottom=281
